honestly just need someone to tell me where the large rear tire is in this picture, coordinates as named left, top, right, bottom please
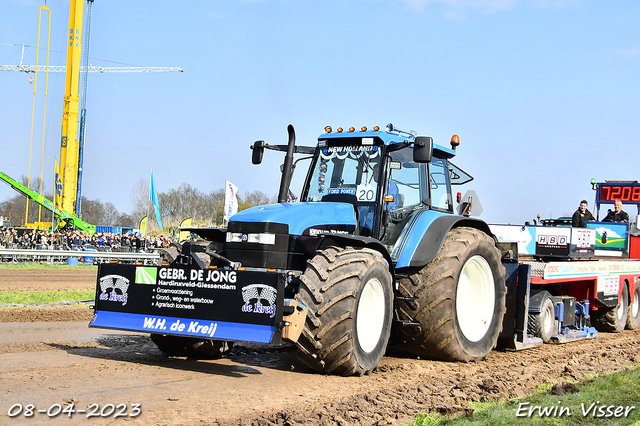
left=593, top=282, right=629, bottom=333
left=296, top=247, right=393, bottom=376
left=150, top=334, right=233, bottom=359
left=626, top=284, right=640, bottom=330
left=395, top=227, right=506, bottom=361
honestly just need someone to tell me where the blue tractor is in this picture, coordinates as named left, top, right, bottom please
left=239, top=123, right=505, bottom=373
left=91, top=123, right=507, bottom=376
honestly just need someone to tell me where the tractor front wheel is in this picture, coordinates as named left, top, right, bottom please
left=295, top=247, right=393, bottom=376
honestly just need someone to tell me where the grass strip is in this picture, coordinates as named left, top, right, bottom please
left=413, top=365, right=640, bottom=425
left=0, top=289, right=95, bottom=304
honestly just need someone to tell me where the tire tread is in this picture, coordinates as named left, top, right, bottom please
left=394, top=227, right=506, bottom=362
left=295, top=247, right=392, bottom=376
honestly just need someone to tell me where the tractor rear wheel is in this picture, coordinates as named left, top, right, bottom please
left=395, top=227, right=506, bottom=361
left=295, top=247, right=393, bottom=376
left=593, top=282, right=629, bottom=333
left=528, top=295, right=555, bottom=343
left=626, top=284, right=640, bottom=330
left=150, top=334, right=233, bottom=359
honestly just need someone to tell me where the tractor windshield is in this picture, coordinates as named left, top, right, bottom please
left=302, top=142, right=384, bottom=236
left=304, top=144, right=383, bottom=203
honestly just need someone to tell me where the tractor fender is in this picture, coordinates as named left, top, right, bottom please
left=394, top=211, right=494, bottom=269
left=315, top=233, right=395, bottom=279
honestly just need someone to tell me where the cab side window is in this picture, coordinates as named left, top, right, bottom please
left=429, top=158, right=452, bottom=212
left=389, top=154, right=423, bottom=209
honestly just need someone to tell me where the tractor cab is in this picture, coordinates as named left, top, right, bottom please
left=299, top=125, right=466, bottom=246
left=244, top=124, right=475, bottom=269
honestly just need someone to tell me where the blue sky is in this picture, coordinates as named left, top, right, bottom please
left=1, top=0, right=639, bottom=225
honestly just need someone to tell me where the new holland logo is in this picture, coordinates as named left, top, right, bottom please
left=135, top=267, right=157, bottom=284
left=241, top=284, right=277, bottom=318
left=99, top=274, right=130, bottom=306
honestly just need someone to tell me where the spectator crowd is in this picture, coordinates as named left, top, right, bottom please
left=0, top=227, right=175, bottom=253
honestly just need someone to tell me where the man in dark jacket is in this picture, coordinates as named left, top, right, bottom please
left=572, top=200, right=596, bottom=227
left=603, top=199, right=630, bottom=223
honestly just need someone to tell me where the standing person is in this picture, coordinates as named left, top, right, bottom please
left=603, top=199, right=630, bottom=223
left=572, top=200, right=595, bottom=227
left=72, top=231, right=82, bottom=249
left=121, top=235, right=132, bottom=251
left=133, top=233, right=141, bottom=252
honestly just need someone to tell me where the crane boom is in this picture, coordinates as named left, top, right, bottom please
left=0, top=170, right=95, bottom=233
left=0, top=64, right=184, bottom=73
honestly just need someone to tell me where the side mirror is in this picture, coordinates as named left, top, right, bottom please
left=413, top=136, right=433, bottom=163
left=251, top=140, right=265, bottom=165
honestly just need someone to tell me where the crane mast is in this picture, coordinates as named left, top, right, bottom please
left=58, top=0, right=84, bottom=214
left=76, top=0, right=94, bottom=216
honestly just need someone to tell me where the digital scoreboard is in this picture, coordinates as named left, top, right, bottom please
left=597, top=183, right=640, bottom=203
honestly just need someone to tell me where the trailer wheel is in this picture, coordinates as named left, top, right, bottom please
left=592, top=282, right=629, bottom=333
left=395, top=227, right=506, bottom=361
left=528, top=296, right=555, bottom=343
left=626, top=284, right=640, bottom=330
left=150, top=334, right=233, bottom=359
left=295, top=247, right=393, bottom=376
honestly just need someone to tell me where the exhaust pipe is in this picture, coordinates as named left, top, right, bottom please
left=277, top=124, right=296, bottom=203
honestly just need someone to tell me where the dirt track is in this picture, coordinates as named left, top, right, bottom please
left=1, top=268, right=639, bottom=425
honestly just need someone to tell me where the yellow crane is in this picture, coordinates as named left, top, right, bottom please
left=1, top=0, right=182, bottom=229
left=58, top=0, right=84, bottom=215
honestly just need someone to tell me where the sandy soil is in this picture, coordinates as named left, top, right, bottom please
left=0, top=267, right=97, bottom=291
left=0, top=267, right=639, bottom=425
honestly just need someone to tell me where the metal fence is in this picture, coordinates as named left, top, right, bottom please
left=0, top=247, right=160, bottom=265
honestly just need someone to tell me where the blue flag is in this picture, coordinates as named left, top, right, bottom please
left=150, top=169, right=163, bottom=229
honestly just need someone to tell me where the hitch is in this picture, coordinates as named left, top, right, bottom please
left=281, top=299, right=307, bottom=343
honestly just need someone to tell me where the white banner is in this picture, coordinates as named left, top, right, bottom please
left=224, top=180, right=239, bottom=221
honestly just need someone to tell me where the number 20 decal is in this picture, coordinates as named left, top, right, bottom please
left=357, top=185, right=376, bottom=201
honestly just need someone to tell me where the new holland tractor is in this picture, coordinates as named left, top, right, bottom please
left=90, top=123, right=506, bottom=376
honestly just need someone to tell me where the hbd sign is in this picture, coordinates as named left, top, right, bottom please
left=537, top=235, right=568, bottom=246
left=536, top=229, right=571, bottom=257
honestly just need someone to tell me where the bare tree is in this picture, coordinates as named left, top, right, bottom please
left=1, top=176, right=280, bottom=230
left=207, top=188, right=226, bottom=225
left=0, top=175, right=54, bottom=226
left=130, top=178, right=150, bottom=223
left=241, top=190, right=277, bottom=207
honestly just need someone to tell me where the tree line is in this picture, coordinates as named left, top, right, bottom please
left=0, top=176, right=276, bottom=229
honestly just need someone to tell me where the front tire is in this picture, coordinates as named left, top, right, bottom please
left=295, top=247, right=393, bottom=376
left=395, top=227, right=506, bottom=361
